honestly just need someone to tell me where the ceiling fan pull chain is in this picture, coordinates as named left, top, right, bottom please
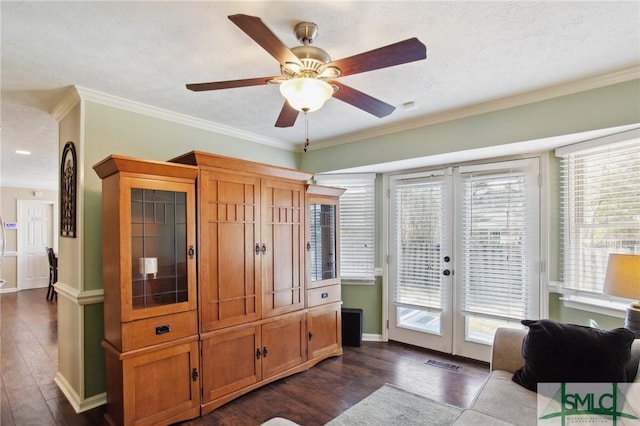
left=304, top=112, right=310, bottom=152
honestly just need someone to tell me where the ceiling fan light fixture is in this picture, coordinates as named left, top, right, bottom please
left=279, top=78, right=333, bottom=112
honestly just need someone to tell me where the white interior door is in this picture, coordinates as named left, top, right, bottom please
left=387, top=159, right=540, bottom=362
left=18, top=200, right=54, bottom=290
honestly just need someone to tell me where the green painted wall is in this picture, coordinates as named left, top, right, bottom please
left=549, top=293, right=624, bottom=330
left=342, top=280, right=383, bottom=335
left=81, top=100, right=299, bottom=397
left=301, top=80, right=640, bottom=173
left=83, top=100, right=300, bottom=293
left=77, top=79, right=639, bottom=396
left=341, top=173, right=385, bottom=334
left=302, top=79, right=640, bottom=336
left=84, top=303, right=105, bottom=396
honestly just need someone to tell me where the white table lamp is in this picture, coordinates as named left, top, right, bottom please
left=603, top=253, right=640, bottom=337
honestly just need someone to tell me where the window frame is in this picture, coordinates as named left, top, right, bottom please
left=556, top=128, right=640, bottom=316
left=314, top=173, right=377, bottom=285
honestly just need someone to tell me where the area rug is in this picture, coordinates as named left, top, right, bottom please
left=325, top=384, right=463, bottom=425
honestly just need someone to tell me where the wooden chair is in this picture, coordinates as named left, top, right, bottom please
left=46, top=247, right=57, bottom=301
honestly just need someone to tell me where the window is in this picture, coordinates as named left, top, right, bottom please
left=557, top=130, right=640, bottom=297
left=314, top=173, right=376, bottom=283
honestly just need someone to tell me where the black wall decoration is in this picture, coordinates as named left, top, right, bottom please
left=60, top=141, right=77, bottom=238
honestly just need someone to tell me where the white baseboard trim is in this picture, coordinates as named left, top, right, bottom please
left=362, top=333, right=384, bottom=342
left=53, top=281, right=104, bottom=305
left=55, top=372, right=106, bottom=413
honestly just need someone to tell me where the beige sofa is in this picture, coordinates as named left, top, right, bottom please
left=453, top=328, right=640, bottom=425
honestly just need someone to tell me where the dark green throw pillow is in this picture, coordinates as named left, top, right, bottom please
left=512, top=319, right=635, bottom=392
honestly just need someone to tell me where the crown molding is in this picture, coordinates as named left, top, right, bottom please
left=51, top=67, right=639, bottom=153
left=309, top=66, right=640, bottom=151
left=51, top=86, right=81, bottom=122
left=68, top=86, right=295, bottom=151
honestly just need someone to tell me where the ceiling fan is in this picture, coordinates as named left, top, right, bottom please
left=186, top=14, right=427, bottom=128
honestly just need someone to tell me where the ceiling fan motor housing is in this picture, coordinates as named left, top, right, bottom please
left=291, top=45, right=330, bottom=73
left=278, top=22, right=329, bottom=78
left=294, top=21, right=319, bottom=44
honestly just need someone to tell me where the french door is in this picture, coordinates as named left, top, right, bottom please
left=387, top=158, right=540, bottom=361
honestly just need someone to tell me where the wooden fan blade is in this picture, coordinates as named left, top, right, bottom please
left=186, top=77, right=274, bottom=92
left=330, top=81, right=395, bottom=118
left=275, top=101, right=299, bottom=127
left=229, top=14, right=302, bottom=66
left=325, top=38, right=426, bottom=77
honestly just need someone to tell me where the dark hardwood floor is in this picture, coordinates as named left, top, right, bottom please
left=1, top=288, right=489, bottom=425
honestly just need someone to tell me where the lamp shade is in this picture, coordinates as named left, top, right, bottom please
left=279, top=78, right=333, bottom=112
left=602, top=253, right=640, bottom=300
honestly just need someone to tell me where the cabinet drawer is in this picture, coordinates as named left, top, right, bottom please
left=307, top=285, right=341, bottom=307
left=122, top=310, right=197, bottom=351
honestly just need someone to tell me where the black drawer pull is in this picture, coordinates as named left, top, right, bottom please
left=321, top=292, right=329, bottom=299
left=155, top=324, right=171, bottom=335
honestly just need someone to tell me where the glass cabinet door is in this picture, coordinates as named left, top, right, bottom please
left=309, top=203, right=337, bottom=282
left=130, top=188, right=190, bottom=310
left=306, top=185, right=344, bottom=289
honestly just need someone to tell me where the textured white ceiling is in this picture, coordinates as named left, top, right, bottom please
left=2, top=1, right=639, bottom=190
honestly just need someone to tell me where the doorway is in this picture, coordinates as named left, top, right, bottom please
left=17, top=199, right=55, bottom=290
left=387, top=158, right=540, bottom=361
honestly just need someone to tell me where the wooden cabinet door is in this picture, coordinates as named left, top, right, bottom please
left=199, top=170, right=262, bottom=332
left=200, top=325, right=262, bottom=407
left=112, top=176, right=198, bottom=324
left=261, top=179, right=305, bottom=318
left=121, top=340, right=200, bottom=426
left=261, top=313, right=306, bottom=379
left=307, top=303, right=342, bottom=362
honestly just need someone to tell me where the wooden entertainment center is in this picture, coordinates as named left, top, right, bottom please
left=94, top=152, right=345, bottom=426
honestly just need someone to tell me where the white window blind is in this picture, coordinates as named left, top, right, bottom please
left=314, top=173, right=376, bottom=283
left=391, top=173, right=448, bottom=311
left=458, top=163, right=535, bottom=322
left=557, top=132, right=640, bottom=294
